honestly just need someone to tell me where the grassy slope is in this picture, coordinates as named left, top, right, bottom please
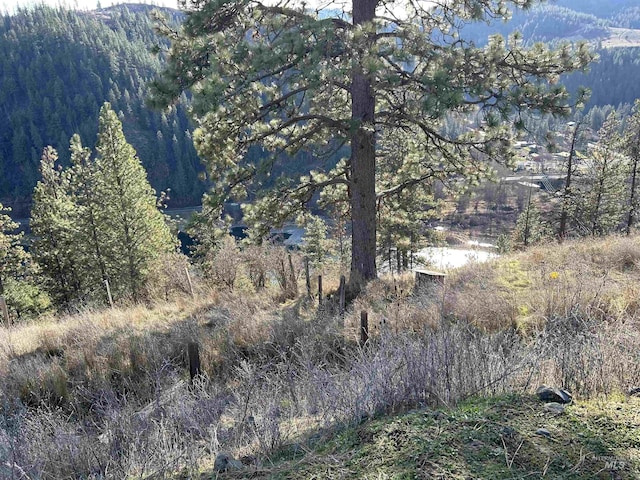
left=443, top=234, right=640, bottom=336
left=3, top=235, right=640, bottom=478
left=223, top=394, right=640, bottom=479
left=207, top=235, right=640, bottom=479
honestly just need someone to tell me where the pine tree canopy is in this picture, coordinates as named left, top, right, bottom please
left=150, top=0, right=594, bottom=288
left=577, top=111, right=626, bottom=236
left=0, top=203, right=26, bottom=293
left=623, top=99, right=640, bottom=235
left=30, top=104, right=175, bottom=306
left=94, top=103, right=176, bottom=299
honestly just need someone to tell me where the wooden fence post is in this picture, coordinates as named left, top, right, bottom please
left=288, top=253, right=298, bottom=295
left=187, top=342, right=201, bottom=384
left=360, top=310, right=369, bottom=347
left=185, top=267, right=195, bottom=298
left=104, top=279, right=114, bottom=309
left=339, top=275, right=346, bottom=316
left=0, top=296, right=10, bottom=326
left=304, top=257, right=311, bottom=297
left=318, top=275, right=323, bottom=304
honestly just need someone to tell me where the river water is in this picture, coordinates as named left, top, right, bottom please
left=416, top=244, right=499, bottom=270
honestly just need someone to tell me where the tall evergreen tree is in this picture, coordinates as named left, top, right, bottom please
left=30, top=146, right=85, bottom=305
left=623, top=99, right=640, bottom=235
left=0, top=203, right=26, bottom=320
left=576, top=112, right=626, bottom=236
left=69, top=134, right=109, bottom=291
left=94, top=103, right=174, bottom=300
left=151, top=0, right=593, bottom=290
left=301, top=214, right=332, bottom=270
left=557, top=116, right=586, bottom=240
left=513, top=198, right=547, bottom=248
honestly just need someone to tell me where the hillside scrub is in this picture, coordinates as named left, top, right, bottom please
left=0, top=236, right=640, bottom=477
left=256, top=394, right=640, bottom=479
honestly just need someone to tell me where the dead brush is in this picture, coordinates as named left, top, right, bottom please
left=525, top=315, right=640, bottom=396
left=2, top=235, right=640, bottom=478
left=203, top=234, right=243, bottom=290
left=142, top=252, right=197, bottom=302
left=444, top=262, right=518, bottom=331
left=242, top=244, right=271, bottom=290
left=3, top=304, right=640, bottom=479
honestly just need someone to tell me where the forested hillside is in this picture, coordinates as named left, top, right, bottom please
left=563, top=47, right=640, bottom=108
left=460, top=5, right=609, bottom=45
left=0, top=4, right=205, bottom=215
left=3, top=1, right=640, bottom=217
left=556, top=0, right=639, bottom=18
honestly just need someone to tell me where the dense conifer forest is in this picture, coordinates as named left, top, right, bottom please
left=0, top=4, right=205, bottom=215
left=2, top=1, right=640, bottom=216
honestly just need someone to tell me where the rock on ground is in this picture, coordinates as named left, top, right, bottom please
left=214, top=452, right=243, bottom=472
left=536, top=385, right=572, bottom=404
left=544, top=402, right=566, bottom=415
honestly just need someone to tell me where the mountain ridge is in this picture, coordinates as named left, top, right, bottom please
left=3, top=1, right=640, bottom=216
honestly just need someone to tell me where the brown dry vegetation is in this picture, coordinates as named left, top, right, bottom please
left=1, top=236, right=640, bottom=478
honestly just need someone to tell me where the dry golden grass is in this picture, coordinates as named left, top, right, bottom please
left=2, top=237, right=640, bottom=479
left=0, top=295, right=214, bottom=359
left=443, top=234, right=640, bottom=334
left=3, top=235, right=640, bottom=403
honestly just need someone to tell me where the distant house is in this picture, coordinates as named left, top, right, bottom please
left=269, top=226, right=305, bottom=249
left=228, top=224, right=306, bottom=249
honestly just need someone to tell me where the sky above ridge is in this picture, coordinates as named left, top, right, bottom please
left=0, top=0, right=179, bottom=14
left=0, top=0, right=438, bottom=24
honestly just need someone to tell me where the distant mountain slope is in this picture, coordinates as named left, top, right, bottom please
left=459, top=2, right=640, bottom=107
left=562, top=46, right=640, bottom=108
left=555, top=0, right=640, bottom=18
left=459, top=5, right=610, bottom=45
left=0, top=4, right=205, bottom=215
left=3, top=1, right=640, bottom=217
left=613, top=7, right=640, bottom=29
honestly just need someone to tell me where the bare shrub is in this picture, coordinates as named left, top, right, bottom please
left=242, top=244, right=270, bottom=290
left=267, top=247, right=302, bottom=300
left=604, top=237, right=640, bottom=271
left=318, top=326, right=528, bottom=419
left=527, top=316, right=640, bottom=397
left=204, top=235, right=242, bottom=289
left=143, top=252, right=198, bottom=301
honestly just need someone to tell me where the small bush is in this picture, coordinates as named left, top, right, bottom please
left=242, top=244, right=270, bottom=290
left=143, top=252, right=197, bottom=301
left=4, top=278, right=52, bottom=321
left=204, top=235, right=242, bottom=289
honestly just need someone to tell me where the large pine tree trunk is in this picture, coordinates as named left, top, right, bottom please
left=349, top=0, right=377, bottom=289
left=559, top=122, right=580, bottom=241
